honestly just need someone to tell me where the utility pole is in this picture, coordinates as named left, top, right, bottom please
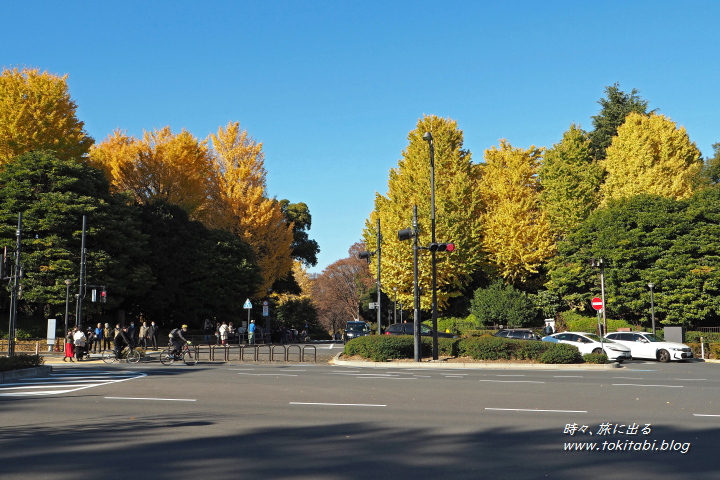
left=6, top=213, right=22, bottom=357
left=75, top=215, right=87, bottom=329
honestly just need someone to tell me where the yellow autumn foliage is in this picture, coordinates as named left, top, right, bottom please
left=479, top=140, right=555, bottom=285
left=209, top=122, right=293, bottom=293
left=0, top=67, right=93, bottom=164
left=600, top=113, right=702, bottom=205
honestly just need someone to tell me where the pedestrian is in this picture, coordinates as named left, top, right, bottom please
left=127, top=321, right=137, bottom=344
left=103, top=323, right=113, bottom=350
left=228, top=322, right=236, bottom=344
left=94, top=323, right=103, bottom=353
left=219, top=321, right=229, bottom=345
left=73, top=327, right=87, bottom=361
left=139, top=321, right=149, bottom=349
left=149, top=321, right=159, bottom=350
left=248, top=319, right=256, bottom=344
left=203, top=318, right=214, bottom=344
left=85, top=327, right=95, bottom=355
left=64, top=329, right=75, bottom=362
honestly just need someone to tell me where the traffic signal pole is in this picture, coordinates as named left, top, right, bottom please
left=423, top=132, right=439, bottom=360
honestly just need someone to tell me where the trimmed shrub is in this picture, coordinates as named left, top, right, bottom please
left=539, top=343, right=582, bottom=364
left=709, top=344, right=720, bottom=359
left=0, top=354, right=44, bottom=372
left=582, top=353, right=608, bottom=364
left=459, top=336, right=515, bottom=361
left=514, top=340, right=550, bottom=360
left=685, top=331, right=720, bottom=344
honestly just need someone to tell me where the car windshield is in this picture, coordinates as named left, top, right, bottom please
left=346, top=323, right=367, bottom=331
left=641, top=334, right=663, bottom=342
left=420, top=325, right=432, bottom=334
left=583, top=333, right=615, bottom=343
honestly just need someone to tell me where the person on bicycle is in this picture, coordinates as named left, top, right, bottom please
left=114, top=325, right=132, bottom=360
left=170, top=325, right=190, bottom=358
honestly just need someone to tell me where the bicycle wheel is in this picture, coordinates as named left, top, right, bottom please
left=183, top=349, right=198, bottom=366
left=160, top=348, right=175, bottom=365
left=101, top=350, right=117, bottom=364
left=126, top=349, right=141, bottom=364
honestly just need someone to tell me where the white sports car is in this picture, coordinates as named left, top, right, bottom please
left=542, top=331, right=632, bottom=362
left=604, top=332, right=693, bottom=362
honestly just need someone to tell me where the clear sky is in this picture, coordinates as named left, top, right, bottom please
left=3, top=1, right=719, bottom=273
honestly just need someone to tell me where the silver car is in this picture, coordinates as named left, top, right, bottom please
left=543, top=331, right=632, bottom=362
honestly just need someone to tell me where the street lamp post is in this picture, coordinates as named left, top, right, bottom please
left=64, top=279, right=72, bottom=340
left=398, top=205, right=422, bottom=362
left=423, top=131, right=440, bottom=360
left=648, top=283, right=656, bottom=335
left=393, top=287, right=398, bottom=324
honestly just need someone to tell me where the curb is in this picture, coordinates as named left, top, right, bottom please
left=0, top=365, right=52, bottom=381
left=330, top=353, right=623, bottom=370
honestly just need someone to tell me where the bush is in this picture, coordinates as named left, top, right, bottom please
left=539, top=343, right=582, bottom=364
left=560, top=311, right=632, bottom=334
left=685, top=331, right=720, bottom=343
left=470, top=281, right=536, bottom=328
left=459, top=336, right=512, bottom=361
left=0, top=354, right=44, bottom=372
left=582, top=353, right=609, bottom=364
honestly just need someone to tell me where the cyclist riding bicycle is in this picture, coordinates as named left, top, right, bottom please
left=114, top=326, right=133, bottom=360
left=170, top=324, right=190, bottom=358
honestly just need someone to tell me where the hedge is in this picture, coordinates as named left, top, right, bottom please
left=0, top=354, right=44, bottom=372
left=344, top=335, right=584, bottom=364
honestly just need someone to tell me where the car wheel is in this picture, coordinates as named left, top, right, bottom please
left=657, top=349, right=671, bottom=363
left=592, top=348, right=603, bottom=354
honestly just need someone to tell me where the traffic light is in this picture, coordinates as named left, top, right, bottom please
left=100, top=287, right=107, bottom=303
left=398, top=228, right=414, bottom=241
left=358, top=251, right=372, bottom=263
left=428, top=242, right=455, bottom=252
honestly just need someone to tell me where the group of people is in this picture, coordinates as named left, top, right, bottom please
left=203, top=319, right=256, bottom=345
left=63, top=320, right=162, bottom=361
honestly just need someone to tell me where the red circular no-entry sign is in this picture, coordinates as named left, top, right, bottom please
left=591, top=297, right=604, bottom=311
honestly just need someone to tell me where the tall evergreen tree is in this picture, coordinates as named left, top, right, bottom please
left=589, top=83, right=650, bottom=160
left=539, top=124, right=604, bottom=238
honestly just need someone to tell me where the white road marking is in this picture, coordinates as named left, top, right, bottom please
left=290, top=402, right=386, bottom=407
left=486, top=408, right=587, bottom=413
left=105, top=396, right=196, bottom=402
left=554, top=376, right=583, bottom=378
left=478, top=380, right=545, bottom=383
left=693, top=414, right=720, bottom=417
left=612, top=383, right=683, bottom=388
left=236, top=373, right=298, bottom=376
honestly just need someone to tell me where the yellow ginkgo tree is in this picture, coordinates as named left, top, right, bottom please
left=479, top=140, right=555, bottom=287
left=0, top=67, right=93, bottom=164
left=209, top=122, right=294, bottom=293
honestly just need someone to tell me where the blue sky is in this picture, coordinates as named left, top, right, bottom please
left=3, top=1, right=719, bottom=273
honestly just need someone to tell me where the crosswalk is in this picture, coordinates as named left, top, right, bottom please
left=0, top=369, right=146, bottom=397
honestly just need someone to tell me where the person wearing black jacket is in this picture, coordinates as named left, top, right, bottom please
left=114, top=326, right=133, bottom=360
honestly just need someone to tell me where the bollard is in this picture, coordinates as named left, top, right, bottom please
left=701, top=337, right=704, bottom=359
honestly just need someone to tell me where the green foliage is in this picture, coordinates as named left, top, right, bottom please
left=547, top=190, right=720, bottom=327
left=279, top=200, right=320, bottom=268
left=458, top=336, right=511, bottom=360
left=685, top=331, right=720, bottom=343
left=0, top=354, right=44, bottom=372
left=582, top=353, right=609, bottom=364
left=562, top=311, right=633, bottom=333
left=344, top=335, right=414, bottom=362
left=589, top=83, right=651, bottom=160
left=470, top=281, right=537, bottom=327
left=539, top=343, right=583, bottom=364
left=276, top=297, right=319, bottom=331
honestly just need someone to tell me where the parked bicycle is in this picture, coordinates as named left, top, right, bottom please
left=102, top=347, right=141, bottom=364
left=160, top=342, right=198, bottom=366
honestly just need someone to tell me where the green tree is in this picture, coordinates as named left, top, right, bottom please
left=128, top=200, right=262, bottom=326
left=0, top=150, right=149, bottom=318
left=479, top=140, right=555, bottom=287
left=539, top=124, right=604, bottom=238
left=701, top=142, right=720, bottom=185
left=275, top=297, right=319, bottom=332
left=470, top=281, right=537, bottom=328
left=365, top=115, right=484, bottom=311
left=599, top=113, right=703, bottom=206
left=0, top=67, right=94, bottom=165
left=546, top=192, right=720, bottom=327
left=279, top=200, right=320, bottom=268
left=589, top=83, right=651, bottom=160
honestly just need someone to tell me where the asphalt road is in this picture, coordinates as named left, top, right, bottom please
left=1, top=359, right=719, bottom=480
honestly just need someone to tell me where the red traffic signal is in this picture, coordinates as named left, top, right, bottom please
left=428, top=243, right=455, bottom=252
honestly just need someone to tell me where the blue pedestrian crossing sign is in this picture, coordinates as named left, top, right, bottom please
left=243, top=298, right=253, bottom=309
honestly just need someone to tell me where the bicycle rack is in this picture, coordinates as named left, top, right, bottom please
left=301, top=345, right=316, bottom=362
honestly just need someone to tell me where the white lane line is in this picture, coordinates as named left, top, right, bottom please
left=613, top=377, right=645, bottom=380
left=479, top=380, right=545, bottom=384
left=496, top=374, right=525, bottom=377
left=445, top=375, right=465, bottom=378
left=236, top=373, right=298, bottom=376
left=693, top=414, right=720, bottom=417
left=105, top=397, right=196, bottom=402
left=674, top=378, right=706, bottom=381
left=554, top=376, right=583, bottom=378
left=414, top=375, right=432, bottom=378
left=358, top=376, right=417, bottom=380
left=486, top=408, right=587, bottom=413
left=612, top=384, right=683, bottom=388
left=290, top=402, right=386, bottom=407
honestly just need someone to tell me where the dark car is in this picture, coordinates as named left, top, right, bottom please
left=383, top=323, right=458, bottom=338
left=493, top=329, right=543, bottom=341
left=343, top=321, right=371, bottom=343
